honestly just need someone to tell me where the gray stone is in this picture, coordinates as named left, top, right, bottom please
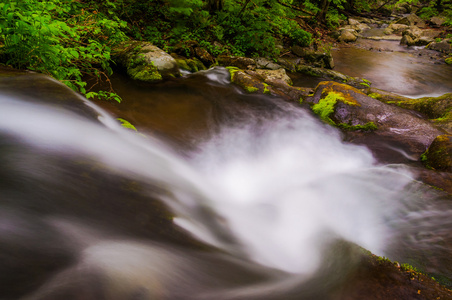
left=255, top=57, right=282, bottom=70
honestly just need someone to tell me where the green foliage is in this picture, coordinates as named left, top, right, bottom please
left=0, top=0, right=127, bottom=101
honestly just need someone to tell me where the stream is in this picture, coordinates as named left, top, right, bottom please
left=0, top=38, right=451, bottom=299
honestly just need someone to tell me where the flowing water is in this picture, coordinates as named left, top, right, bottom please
left=333, top=39, right=452, bottom=97
left=0, top=62, right=451, bottom=298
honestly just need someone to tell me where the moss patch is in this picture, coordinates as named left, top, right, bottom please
left=446, top=57, right=452, bottom=65
left=313, top=92, right=340, bottom=124
left=421, top=134, right=452, bottom=171
left=312, top=90, right=377, bottom=131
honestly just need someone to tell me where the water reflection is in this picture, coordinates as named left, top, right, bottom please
left=332, top=41, right=452, bottom=97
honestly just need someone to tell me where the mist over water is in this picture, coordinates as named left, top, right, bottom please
left=0, top=70, right=450, bottom=298
left=187, top=105, right=415, bottom=274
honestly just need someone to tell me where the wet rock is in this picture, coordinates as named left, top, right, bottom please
left=338, top=29, right=358, bottom=43
left=348, top=18, right=361, bottom=26
left=255, top=57, right=282, bottom=70
left=400, top=26, right=423, bottom=46
left=194, top=47, right=215, bottom=67
left=395, top=14, right=427, bottom=29
left=421, top=135, right=452, bottom=172
left=296, top=65, right=369, bottom=89
left=373, top=92, right=452, bottom=134
left=112, top=41, right=180, bottom=82
left=427, top=39, right=452, bottom=54
left=383, top=24, right=409, bottom=35
left=254, top=69, right=293, bottom=86
left=217, top=56, right=256, bottom=69
left=306, top=81, right=443, bottom=157
left=227, top=67, right=310, bottom=101
left=291, top=46, right=334, bottom=69
left=171, top=54, right=207, bottom=72
left=429, top=16, right=446, bottom=27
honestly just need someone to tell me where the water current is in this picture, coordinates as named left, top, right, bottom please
left=0, top=49, right=451, bottom=299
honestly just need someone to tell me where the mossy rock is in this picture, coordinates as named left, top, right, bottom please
left=446, top=57, right=452, bottom=65
left=421, top=134, right=452, bottom=172
left=174, top=56, right=206, bottom=73
left=113, top=41, right=180, bottom=82
left=307, top=81, right=443, bottom=156
left=372, top=91, right=452, bottom=133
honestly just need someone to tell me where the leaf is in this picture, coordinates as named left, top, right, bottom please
left=70, top=50, right=79, bottom=58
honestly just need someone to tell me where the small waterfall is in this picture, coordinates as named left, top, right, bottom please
left=0, top=70, right=450, bottom=299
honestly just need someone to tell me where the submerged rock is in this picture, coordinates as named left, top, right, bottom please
left=113, top=41, right=180, bottom=82
left=306, top=81, right=443, bottom=157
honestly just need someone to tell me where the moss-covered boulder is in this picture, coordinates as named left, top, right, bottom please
left=306, top=81, right=443, bottom=156
left=112, top=41, right=180, bottom=82
left=421, top=135, right=452, bottom=172
left=370, top=91, right=452, bottom=133
left=171, top=54, right=207, bottom=73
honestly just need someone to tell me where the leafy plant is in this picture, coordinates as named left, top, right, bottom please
left=0, top=0, right=128, bottom=101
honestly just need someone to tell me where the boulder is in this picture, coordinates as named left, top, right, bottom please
left=395, top=14, right=427, bottom=28
left=421, top=134, right=452, bottom=172
left=227, top=67, right=311, bottom=101
left=253, top=68, right=293, bottom=86
left=217, top=56, right=256, bottom=69
left=427, top=39, right=452, bottom=54
left=374, top=92, right=452, bottom=134
left=338, top=29, right=358, bottom=43
left=296, top=65, right=370, bottom=89
left=383, top=24, right=409, bottom=35
left=194, top=47, right=215, bottom=67
left=113, top=41, right=180, bottom=82
left=255, top=57, right=283, bottom=70
left=171, top=54, right=207, bottom=73
left=400, top=26, right=423, bottom=45
left=348, top=18, right=361, bottom=26
left=399, top=26, right=439, bottom=46
left=430, top=16, right=446, bottom=27
left=291, top=46, right=334, bottom=69
left=306, top=81, right=443, bottom=156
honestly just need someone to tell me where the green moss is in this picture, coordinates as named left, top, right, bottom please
left=312, top=91, right=377, bottom=131
left=226, top=66, right=240, bottom=80
left=445, top=57, right=452, bottom=65
left=338, top=122, right=378, bottom=131
left=312, top=92, right=340, bottom=124
left=368, top=93, right=381, bottom=99
left=176, top=59, right=190, bottom=71
left=263, top=83, right=271, bottom=94
left=244, top=85, right=259, bottom=93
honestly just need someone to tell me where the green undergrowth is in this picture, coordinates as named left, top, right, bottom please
left=0, top=0, right=128, bottom=101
